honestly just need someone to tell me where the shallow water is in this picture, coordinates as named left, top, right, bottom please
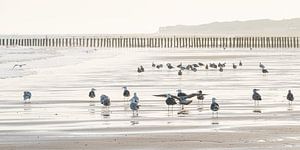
left=0, top=46, right=299, bottom=142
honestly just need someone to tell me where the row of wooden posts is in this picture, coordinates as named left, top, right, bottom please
left=0, top=36, right=299, bottom=48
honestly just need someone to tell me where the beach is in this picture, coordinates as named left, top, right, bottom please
left=0, top=47, right=300, bottom=149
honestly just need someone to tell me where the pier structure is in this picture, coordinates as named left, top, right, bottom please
left=0, top=35, right=299, bottom=48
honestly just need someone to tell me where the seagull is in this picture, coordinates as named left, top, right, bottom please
left=123, top=86, right=130, bottom=100
left=152, top=62, right=156, bottom=67
left=153, top=94, right=177, bottom=114
left=178, top=70, right=182, bottom=76
left=239, top=61, right=243, bottom=66
left=252, top=89, right=262, bottom=106
left=233, top=63, right=237, bottom=69
left=100, top=94, right=111, bottom=107
left=191, top=67, right=197, bottom=72
left=197, top=90, right=208, bottom=102
left=210, top=63, right=217, bottom=69
left=23, top=91, right=32, bottom=103
left=166, top=63, right=174, bottom=69
left=177, top=62, right=183, bottom=68
left=176, top=89, right=197, bottom=110
left=130, top=93, right=140, bottom=116
left=12, top=64, right=26, bottom=69
left=154, top=90, right=197, bottom=113
left=259, top=62, right=265, bottom=69
left=210, top=97, right=219, bottom=118
left=140, top=65, right=144, bottom=72
left=219, top=67, right=223, bottom=72
left=186, top=65, right=193, bottom=70
left=198, top=62, right=204, bottom=66
left=262, top=68, right=269, bottom=73
left=137, top=67, right=142, bottom=73
left=156, top=64, right=163, bottom=69
left=89, top=88, right=96, bottom=99
left=287, top=90, right=294, bottom=105
left=193, top=64, right=199, bottom=68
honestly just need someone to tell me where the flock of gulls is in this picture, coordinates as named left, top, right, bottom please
left=137, top=61, right=269, bottom=75
left=19, top=61, right=293, bottom=118
left=22, top=85, right=294, bottom=118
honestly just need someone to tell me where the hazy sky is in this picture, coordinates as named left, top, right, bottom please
left=0, top=0, right=299, bottom=34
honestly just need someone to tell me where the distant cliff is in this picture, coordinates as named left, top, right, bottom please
left=158, top=18, right=300, bottom=36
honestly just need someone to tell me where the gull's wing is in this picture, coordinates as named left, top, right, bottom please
left=153, top=94, right=168, bottom=98
left=153, top=94, right=180, bottom=100
left=185, top=93, right=198, bottom=99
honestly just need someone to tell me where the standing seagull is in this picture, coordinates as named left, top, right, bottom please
left=130, top=93, right=140, bottom=116
left=23, top=91, right=32, bottom=103
left=239, top=61, right=243, bottom=66
left=197, top=90, right=208, bottom=102
left=137, top=67, right=142, bottom=73
left=140, top=65, right=145, bottom=72
left=152, top=62, right=156, bottom=67
left=233, top=63, right=237, bottom=69
left=176, top=89, right=196, bottom=110
left=178, top=70, right=182, bottom=76
left=259, top=62, right=265, bottom=69
left=154, top=91, right=197, bottom=113
left=89, top=88, right=96, bottom=99
left=123, top=86, right=130, bottom=99
left=210, top=97, right=219, bottom=118
left=262, top=68, right=269, bottom=73
left=165, top=94, right=177, bottom=113
left=219, top=67, right=223, bottom=72
left=100, top=94, right=111, bottom=107
left=287, top=90, right=294, bottom=105
left=252, top=89, right=262, bottom=106
left=153, top=94, right=177, bottom=114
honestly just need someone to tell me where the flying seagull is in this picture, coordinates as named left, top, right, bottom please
left=12, top=64, right=26, bottom=69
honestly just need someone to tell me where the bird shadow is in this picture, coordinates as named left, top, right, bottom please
left=287, top=104, right=293, bottom=111
left=23, top=103, right=32, bottom=112
left=211, top=117, right=219, bottom=125
left=130, top=116, right=139, bottom=125
left=88, top=102, right=96, bottom=114
left=177, top=109, right=189, bottom=117
left=197, top=101, right=204, bottom=112
left=101, top=107, right=111, bottom=117
left=253, top=106, right=262, bottom=113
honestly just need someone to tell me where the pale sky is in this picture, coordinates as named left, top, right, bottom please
left=0, top=0, right=299, bottom=34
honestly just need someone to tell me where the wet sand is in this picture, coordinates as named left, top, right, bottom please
left=1, top=125, right=300, bottom=150
left=0, top=47, right=300, bottom=149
